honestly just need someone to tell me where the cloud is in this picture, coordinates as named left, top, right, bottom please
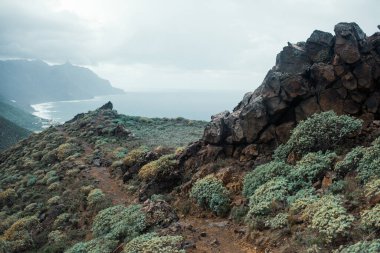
left=0, top=0, right=379, bottom=91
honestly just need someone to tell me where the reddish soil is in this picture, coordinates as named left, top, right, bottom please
left=181, top=216, right=258, bottom=253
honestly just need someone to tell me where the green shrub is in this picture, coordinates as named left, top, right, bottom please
left=123, top=146, right=149, bottom=168
left=48, top=230, right=67, bottom=243
left=80, top=185, right=95, bottom=195
left=123, top=233, right=184, bottom=253
left=138, top=154, right=177, bottom=181
left=290, top=151, right=336, bottom=189
left=42, top=170, right=59, bottom=185
left=65, top=237, right=118, bottom=253
left=327, top=180, right=348, bottom=194
left=92, top=205, right=146, bottom=241
left=24, top=203, right=38, bottom=213
left=53, top=213, right=72, bottom=229
left=247, top=177, right=289, bottom=217
left=48, top=182, right=61, bottom=191
left=112, top=147, right=128, bottom=159
left=66, top=168, right=80, bottom=176
left=190, top=175, right=230, bottom=216
left=360, top=204, right=380, bottom=231
left=335, top=146, right=365, bottom=176
left=308, top=195, right=354, bottom=242
left=274, top=111, right=362, bottom=159
left=265, top=212, right=288, bottom=229
left=0, top=238, right=11, bottom=253
left=364, top=178, right=380, bottom=201
left=3, top=216, right=40, bottom=252
left=87, top=189, right=111, bottom=212
left=287, top=187, right=316, bottom=205
left=25, top=175, right=37, bottom=187
left=243, top=161, right=293, bottom=198
left=334, top=239, right=380, bottom=253
left=335, top=143, right=380, bottom=183
left=289, top=195, right=318, bottom=217
left=56, top=143, right=82, bottom=161
left=47, top=196, right=61, bottom=206
left=0, top=188, right=17, bottom=207
left=0, top=212, right=21, bottom=234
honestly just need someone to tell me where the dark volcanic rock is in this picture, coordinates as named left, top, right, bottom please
left=202, top=22, right=380, bottom=148
left=334, top=22, right=366, bottom=64
left=99, top=101, right=113, bottom=110
left=305, top=30, right=334, bottom=63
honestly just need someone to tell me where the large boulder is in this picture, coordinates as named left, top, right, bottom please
left=334, top=22, right=366, bottom=64
left=203, top=23, right=380, bottom=147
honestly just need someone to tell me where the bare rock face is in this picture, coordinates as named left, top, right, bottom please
left=203, top=22, right=380, bottom=148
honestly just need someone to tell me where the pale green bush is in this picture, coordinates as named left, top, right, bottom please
left=48, top=182, right=61, bottom=191
left=247, top=177, right=289, bottom=217
left=48, top=230, right=67, bottom=243
left=274, top=111, right=362, bottom=159
left=289, top=151, right=336, bottom=190
left=243, top=161, right=293, bottom=198
left=3, top=216, right=41, bottom=252
left=265, top=213, right=288, bottom=229
left=54, top=213, right=72, bottom=229
left=56, top=143, right=81, bottom=161
left=364, top=178, right=380, bottom=201
left=0, top=188, right=17, bottom=207
left=65, top=237, right=118, bottom=253
left=138, top=154, right=177, bottom=181
left=87, top=189, right=111, bottom=211
left=123, top=232, right=184, bottom=253
left=92, top=205, right=146, bottom=241
left=335, top=143, right=380, bottom=183
left=360, top=204, right=380, bottom=231
left=309, top=195, right=354, bottom=242
left=334, top=239, right=380, bottom=253
left=190, top=175, right=230, bottom=216
left=289, top=195, right=318, bottom=217
left=123, top=146, right=149, bottom=168
left=47, top=196, right=61, bottom=206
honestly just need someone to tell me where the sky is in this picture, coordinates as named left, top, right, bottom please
left=0, top=0, right=378, bottom=92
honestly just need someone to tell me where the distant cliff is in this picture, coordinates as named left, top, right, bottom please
left=0, top=115, right=31, bottom=150
left=0, top=60, right=124, bottom=108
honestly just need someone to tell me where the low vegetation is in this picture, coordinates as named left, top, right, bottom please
left=0, top=104, right=379, bottom=252
left=190, top=175, right=230, bottom=216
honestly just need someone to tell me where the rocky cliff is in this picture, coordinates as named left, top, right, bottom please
left=203, top=23, right=380, bottom=151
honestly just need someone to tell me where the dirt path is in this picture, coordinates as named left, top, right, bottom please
left=180, top=216, right=257, bottom=253
left=57, top=126, right=257, bottom=252
left=89, top=166, right=132, bottom=205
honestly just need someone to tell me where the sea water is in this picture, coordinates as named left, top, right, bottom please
left=31, top=91, right=246, bottom=123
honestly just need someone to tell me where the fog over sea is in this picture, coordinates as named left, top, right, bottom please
left=31, top=90, right=246, bottom=123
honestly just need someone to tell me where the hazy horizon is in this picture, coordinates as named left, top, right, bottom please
left=0, top=0, right=379, bottom=93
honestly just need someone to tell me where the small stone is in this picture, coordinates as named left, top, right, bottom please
left=182, top=240, right=196, bottom=249
left=210, top=239, right=220, bottom=247
left=200, top=232, right=207, bottom=237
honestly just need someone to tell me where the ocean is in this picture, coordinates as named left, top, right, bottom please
left=31, top=91, right=246, bottom=123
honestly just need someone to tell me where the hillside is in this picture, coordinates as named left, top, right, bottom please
left=0, top=116, right=31, bottom=150
left=0, top=22, right=380, bottom=253
left=0, top=60, right=123, bottom=108
left=0, top=100, right=46, bottom=132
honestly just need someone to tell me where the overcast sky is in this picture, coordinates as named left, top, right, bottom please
left=0, top=0, right=378, bottom=92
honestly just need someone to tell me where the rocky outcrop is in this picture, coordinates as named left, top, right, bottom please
left=203, top=23, right=380, bottom=147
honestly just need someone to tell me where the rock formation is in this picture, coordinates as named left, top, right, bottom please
left=203, top=22, right=380, bottom=151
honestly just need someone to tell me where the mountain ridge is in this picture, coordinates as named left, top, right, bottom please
left=0, top=59, right=124, bottom=110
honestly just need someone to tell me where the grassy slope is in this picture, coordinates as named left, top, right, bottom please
left=3, top=106, right=378, bottom=253
left=0, top=115, right=31, bottom=150
left=0, top=107, right=206, bottom=252
left=0, top=101, right=45, bottom=132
